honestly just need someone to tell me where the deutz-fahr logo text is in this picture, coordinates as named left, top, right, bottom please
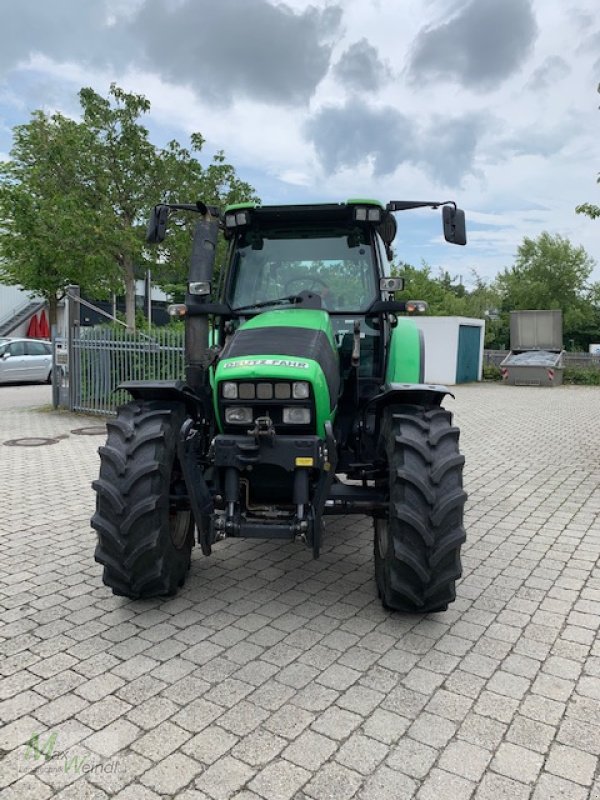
left=223, top=359, right=310, bottom=369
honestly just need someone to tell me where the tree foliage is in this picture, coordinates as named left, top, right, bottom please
left=0, top=111, right=120, bottom=324
left=0, top=84, right=256, bottom=329
left=393, top=262, right=505, bottom=346
left=496, top=232, right=600, bottom=347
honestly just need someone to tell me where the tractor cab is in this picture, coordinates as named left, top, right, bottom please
left=219, top=202, right=397, bottom=410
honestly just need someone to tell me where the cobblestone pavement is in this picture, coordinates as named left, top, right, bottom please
left=0, top=384, right=599, bottom=800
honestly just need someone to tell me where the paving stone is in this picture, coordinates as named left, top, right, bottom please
left=557, top=717, right=600, bottom=755
left=530, top=772, right=589, bottom=800
left=171, top=698, right=224, bottom=734
left=304, top=762, right=362, bottom=800
left=131, top=719, right=191, bottom=760
left=125, top=696, right=179, bottom=730
left=248, top=760, right=310, bottom=800
left=140, top=752, right=203, bottom=795
left=359, top=764, right=417, bottom=800
left=416, top=768, right=475, bottom=800
left=473, top=690, right=519, bottom=723
left=475, top=772, right=531, bottom=800
left=182, top=726, right=238, bottom=765
left=264, top=705, right=315, bottom=740
left=491, top=741, right=544, bottom=784
left=231, top=729, right=286, bottom=767
left=283, top=730, right=337, bottom=770
left=408, top=712, right=457, bottom=748
left=505, top=714, right=555, bottom=753
left=335, top=732, right=388, bottom=775
left=86, top=750, right=152, bottom=795
left=438, top=739, right=492, bottom=781
left=195, top=755, right=255, bottom=800
left=362, top=708, right=410, bottom=744
left=545, top=742, right=597, bottom=785
left=310, top=706, right=362, bottom=740
left=486, top=671, right=530, bottom=700
left=84, top=718, right=140, bottom=758
left=316, top=664, right=361, bottom=691
left=386, top=736, right=437, bottom=779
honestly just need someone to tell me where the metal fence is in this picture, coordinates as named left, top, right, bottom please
left=484, top=350, right=600, bottom=369
left=70, top=327, right=184, bottom=415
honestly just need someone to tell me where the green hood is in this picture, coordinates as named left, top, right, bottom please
left=214, top=309, right=339, bottom=435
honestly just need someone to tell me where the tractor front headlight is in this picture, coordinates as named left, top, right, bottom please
left=283, top=407, right=311, bottom=424
left=274, top=383, right=291, bottom=399
left=292, top=381, right=310, bottom=399
left=238, top=383, right=256, bottom=399
left=222, top=382, right=238, bottom=399
left=225, top=407, right=253, bottom=425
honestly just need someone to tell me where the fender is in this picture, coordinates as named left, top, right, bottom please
left=385, top=317, right=425, bottom=384
left=369, top=382, right=454, bottom=411
left=117, top=380, right=206, bottom=418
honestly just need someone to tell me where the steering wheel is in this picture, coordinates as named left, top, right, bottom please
left=284, top=276, right=329, bottom=294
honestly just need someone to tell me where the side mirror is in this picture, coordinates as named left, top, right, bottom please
left=443, top=206, right=467, bottom=246
left=146, top=204, right=169, bottom=243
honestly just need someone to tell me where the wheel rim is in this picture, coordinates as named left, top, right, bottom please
left=170, top=509, right=192, bottom=549
left=376, top=518, right=389, bottom=559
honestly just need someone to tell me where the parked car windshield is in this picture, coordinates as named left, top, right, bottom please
left=228, top=231, right=377, bottom=312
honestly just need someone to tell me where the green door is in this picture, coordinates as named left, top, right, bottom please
left=456, top=325, right=480, bottom=383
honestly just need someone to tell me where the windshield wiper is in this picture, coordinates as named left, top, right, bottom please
left=232, top=294, right=303, bottom=313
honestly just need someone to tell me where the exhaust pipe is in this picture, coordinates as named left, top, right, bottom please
left=185, top=209, right=219, bottom=394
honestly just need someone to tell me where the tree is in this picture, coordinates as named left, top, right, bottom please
left=0, top=84, right=256, bottom=330
left=576, top=82, right=600, bottom=221
left=79, top=85, right=256, bottom=329
left=151, top=135, right=257, bottom=298
left=496, top=232, right=600, bottom=348
left=0, top=111, right=121, bottom=325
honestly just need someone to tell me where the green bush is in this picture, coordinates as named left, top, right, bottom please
left=563, top=366, right=600, bottom=385
left=482, top=364, right=502, bottom=381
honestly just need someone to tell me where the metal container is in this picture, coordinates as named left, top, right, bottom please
left=500, top=349, right=564, bottom=386
left=502, top=310, right=564, bottom=386
left=510, top=310, right=563, bottom=351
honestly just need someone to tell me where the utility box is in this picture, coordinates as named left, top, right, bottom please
left=501, top=310, right=564, bottom=386
left=413, top=316, right=485, bottom=384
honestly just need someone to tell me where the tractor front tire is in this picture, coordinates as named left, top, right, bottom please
left=375, top=405, right=466, bottom=613
left=92, top=400, right=194, bottom=598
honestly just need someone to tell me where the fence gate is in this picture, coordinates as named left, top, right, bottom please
left=58, top=327, right=184, bottom=416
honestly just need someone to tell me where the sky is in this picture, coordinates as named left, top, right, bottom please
left=0, top=0, right=598, bottom=286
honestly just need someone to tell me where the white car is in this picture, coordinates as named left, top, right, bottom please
left=0, top=337, right=53, bottom=384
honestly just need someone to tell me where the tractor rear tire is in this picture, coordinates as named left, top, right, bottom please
left=375, top=405, right=466, bottom=613
left=92, top=400, right=194, bottom=598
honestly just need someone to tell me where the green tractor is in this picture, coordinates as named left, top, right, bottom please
left=92, top=199, right=468, bottom=613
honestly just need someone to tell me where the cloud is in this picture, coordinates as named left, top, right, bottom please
left=129, top=0, right=343, bottom=106
left=305, top=101, right=416, bottom=177
left=408, top=0, right=538, bottom=90
left=0, top=1, right=131, bottom=76
left=418, top=113, right=488, bottom=185
left=497, top=120, right=574, bottom=158
left=305, top=100, right=489, bottom=185
left=0, top=0, right=342, bottom=108
left=528, top=56, right=570, bottom=91
left=333, top=39, right=392, bottom=92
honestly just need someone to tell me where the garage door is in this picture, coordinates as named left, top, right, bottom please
left=456, top=325, right=481, bottom=383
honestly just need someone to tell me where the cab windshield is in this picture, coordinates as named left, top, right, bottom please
left=228, top=230, right=378, bottom=312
